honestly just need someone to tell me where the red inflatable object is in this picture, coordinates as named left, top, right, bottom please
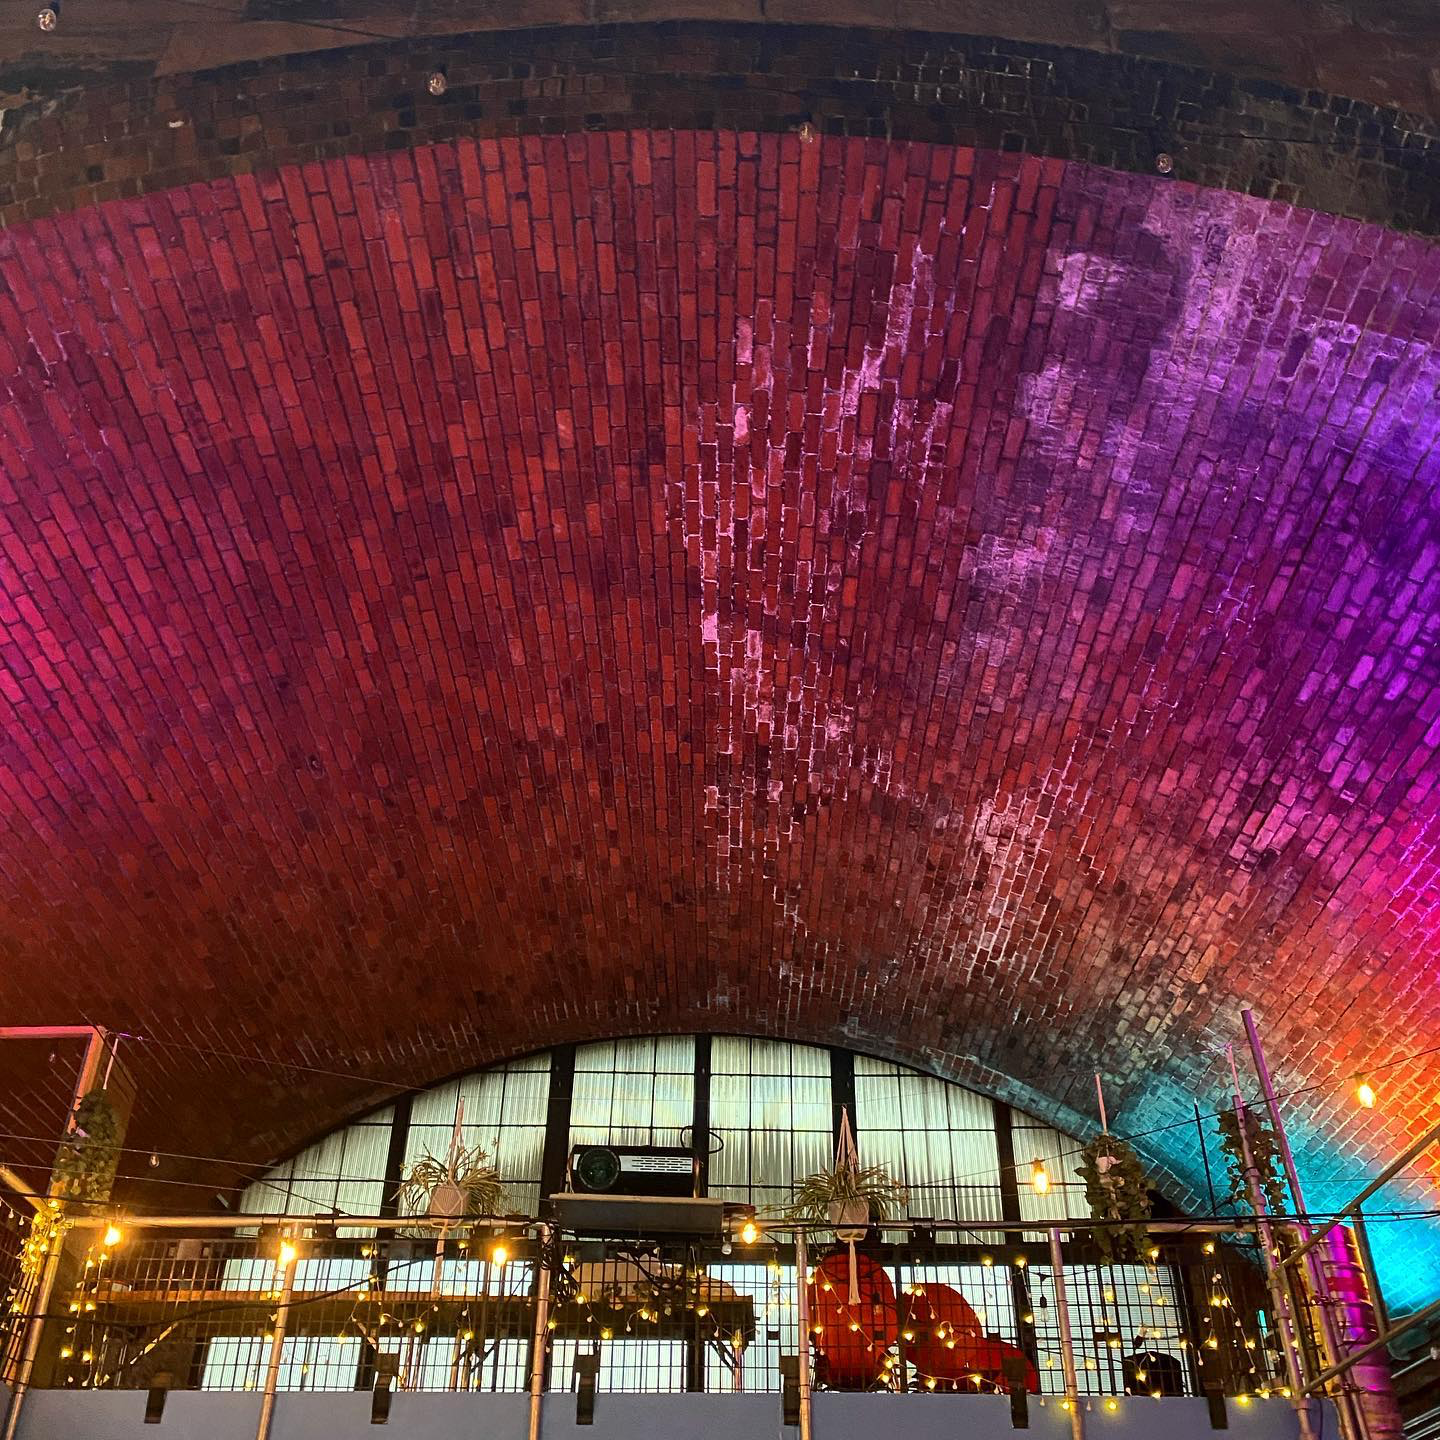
left=807, top=1251, right=898, bottom=1390
left=904, top=1282, right=1039, bottom=1393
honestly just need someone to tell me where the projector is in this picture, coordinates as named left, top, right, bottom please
left=548, top=1192, right=727, bottom=1237
left=568, top=1144, right=700, bottom=1198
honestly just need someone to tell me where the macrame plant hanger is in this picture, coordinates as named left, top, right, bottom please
left=835, top=1107, right=865, bottom=1304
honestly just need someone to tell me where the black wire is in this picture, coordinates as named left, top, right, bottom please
left=5, top=1031, right=1436, bottom=1205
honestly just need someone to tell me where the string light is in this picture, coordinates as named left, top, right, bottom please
left=739, top=1220, right=760, bottom=1246
left=1030, top=1159, right=1050, bottom=1195
left=24, top=1213, right=1274, bottom=1411
left=1356, top=1077, right=1377, bottom=1109
left=102, top=1224, right=123, bottom=1248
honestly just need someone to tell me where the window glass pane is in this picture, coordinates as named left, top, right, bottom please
left=704, top=1262, right=799, bottom=1393
left=550, top=1338, right=686, bottom=1393
left=239, top=1158, right=294, bottom=1216
left=854, top=1058, right=1004, bottom=1223
left=231, top=1040, right=1093, bottom=1256
left=405, top=1058, right=550, bottom=1218
left=569, top=1037, right=695, bottom=1149
left=1030, top=1262, right=1187, bottom=1395
left=335, top=1119, right=391, bottom=1226
left=709, top=1038, right=833, bottom=1207
left=237, top=1110, right=394, bottom=1226
left=1014, top=1122, right=1080, bottom=1224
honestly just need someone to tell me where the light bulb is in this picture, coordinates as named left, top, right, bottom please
left=102, top=1225, right=123, bottom=1248
left=490, top=1242, right=509, bottom=1266
left=1030, top=1159, right=1050, bottom=1195
left=740, top=1219, right=759, bottom=1245
left=1356, top=1078, right=1376, bottom=1109
left=277, top=1240, right=298, bottom=1267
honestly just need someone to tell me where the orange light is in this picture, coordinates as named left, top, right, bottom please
left=1356, top=1078, right=1376, bottom=1109
left=740, top=1220, right=760, bottom=1245
left=102, top=1224, right=123, bottom=1248
left=490, top=1242, right=509, bottom=1266
left=1030, top=1159, right=1050, bottom=1195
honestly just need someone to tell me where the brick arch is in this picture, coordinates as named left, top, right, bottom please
left=0, top=126, right=1437, bottom=1307
left=0, top=24, right=1438, bottom=233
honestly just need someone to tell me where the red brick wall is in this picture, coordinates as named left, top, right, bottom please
left=0, top=130, right=1436, bottom=1236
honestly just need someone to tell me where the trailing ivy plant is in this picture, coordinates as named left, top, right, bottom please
left=1215, top=1106, right=1288, bottom=1217
left=1075, top=1135, right=1152, bottom=1264
left=52, top=1092, right=122, bottom=1205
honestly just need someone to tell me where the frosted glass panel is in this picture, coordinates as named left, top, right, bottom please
left=239, top=1158, right=294, bottom=1216
left=855, top=1057, right=1004, bottom=1222
left=230, top=1037, right=1092, bottom=1243
left=236, top=1109, right=393, bottom=1225
left=1013, top=1119, right=1082, bottom=1224
left=569, top=1036, right=695, bottom=1148
left=710, top=1038, right=833, bottom=1208
left=575, top=1036, right=694, bottom=1074
left=406, top=1056, right=550, bottom=1218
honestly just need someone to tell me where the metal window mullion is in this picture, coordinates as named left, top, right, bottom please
left=540, top=1045, right=576, bottom=1201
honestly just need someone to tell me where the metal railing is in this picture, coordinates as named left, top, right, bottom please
left=3, top=1215, right=1291, bottom=1405
left=0, top=1193, right=27, bottom=1379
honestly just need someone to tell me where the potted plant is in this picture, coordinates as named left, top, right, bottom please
left=53, top=1091, right=122, bottom=1205
left=1215, top=1106, right=1287, bottom=1216
left=788, top=1160, right=909, bottom=1240
left=1076, top=1134, right=1152, bottom=1263
left=398, top=1142, right=505, bottom=1234
left=785, top=1111, right=907, bottom=1301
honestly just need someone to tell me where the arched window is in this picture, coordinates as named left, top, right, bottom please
left=237, top=1035, right=1089, bottom=1226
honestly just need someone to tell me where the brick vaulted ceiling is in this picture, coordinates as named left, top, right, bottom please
left=1, top=24, right=1439, bottom=1306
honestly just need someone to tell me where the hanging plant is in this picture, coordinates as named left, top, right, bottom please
left=1215, top=1107, right=1287, bottom=1216
left=783, top=1110, right=908, bottom=1236
left=784, top=1161, right=910, bottom=1233
left=397, top=1143, right=505, bottom=1230
left=783, top=1110, right=907, bottom=1304
left=52, top=1092, right=122, bottom=1205
left=1075, top=1135, right=1152, bottom=1264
